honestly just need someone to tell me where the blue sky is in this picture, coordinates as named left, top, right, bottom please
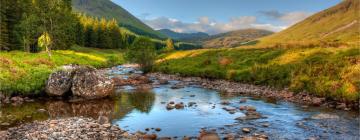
left=112, top=0, right=341, bottom=34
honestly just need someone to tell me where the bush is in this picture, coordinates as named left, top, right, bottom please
left=125, top=37, right=157, bottom=73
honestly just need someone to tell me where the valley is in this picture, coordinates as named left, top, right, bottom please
left=0, top=0, right=359, bottom=139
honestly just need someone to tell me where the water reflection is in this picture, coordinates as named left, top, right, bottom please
left=126, top=89, right=155, bottom=113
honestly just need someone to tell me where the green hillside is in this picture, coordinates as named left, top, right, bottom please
left=72, top=0, right=166, bottom=39
left=203, top=29, right=273, bottom=48
left=261, top=0, right=359, bottom=45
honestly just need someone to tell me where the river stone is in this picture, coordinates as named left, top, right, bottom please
left=311, top=113, right=340, bottom=119
left=199, top=131, right=220, bottom=140
left=45, top=64, right=82, bottom=96
left=71, top=67, right=115, bottom=99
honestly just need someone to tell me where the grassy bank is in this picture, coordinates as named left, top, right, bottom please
left=0, top=46, right=124, bottom=95
left=155, top=46, right=360, bottom=102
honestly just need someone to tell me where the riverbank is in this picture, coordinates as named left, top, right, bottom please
left=147, top=73, right=359, bottom=110
left=155, top=46, right=360, bottom=105
left=0, top=46, right=124, bottom=96
left=0, top=117, right=158, bottom=140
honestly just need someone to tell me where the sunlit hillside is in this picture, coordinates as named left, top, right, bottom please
left=260, top=0, right=359, bottom=45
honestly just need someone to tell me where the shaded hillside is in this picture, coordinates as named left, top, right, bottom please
left=158, top=29, right=210, bottom=41
left=261, top=0, right=359, bottom=44
left=72, top=0, right=166, bottom=39
left=203, top=29, right=273, bottom=48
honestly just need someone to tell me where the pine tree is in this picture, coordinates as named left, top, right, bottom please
left=108, top=19, right=121, bottom=49
left=0, top=0, right=9, bottom=50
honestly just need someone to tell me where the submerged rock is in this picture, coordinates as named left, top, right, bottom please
left=311, top=113, right=340, bottom=119
left=175, top=102, right=185, bottom=109
left=166, top=104, right=175, bottom=110
left=158, top=79, right=169, bottom=85
left=171, top=83, right=185, bottom=89
left=71, top=67, right=115, bottom=99
left=240, top=98, right=247, bottom=103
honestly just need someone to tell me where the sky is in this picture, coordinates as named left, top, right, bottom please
left=112, top=0, right=342, bottom=35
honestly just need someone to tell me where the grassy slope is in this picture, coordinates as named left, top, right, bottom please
left=0, top=46, right=124, bottom=95
left=260, top=0, right=359, bottom=44
left=156, top=46, right=359, bottom=102
left=72, top=0, right=166, bottom=39
left=203, top=29, right=273, bottom=48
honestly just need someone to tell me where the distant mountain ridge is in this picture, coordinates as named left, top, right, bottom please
left=72, top=0, right=166, bottom=39
left=202, top=29, right=273, bottom=48
left=261, top=0, right=359, bottom=44
left=158, top=29, right=210, bottom=41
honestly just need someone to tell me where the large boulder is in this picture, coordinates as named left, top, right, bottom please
left=45, top=65, right=82, bottom=96
left=71, top=67, right=115, bottom=99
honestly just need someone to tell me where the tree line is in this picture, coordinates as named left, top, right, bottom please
left=0, top=0, right=201, bottom=53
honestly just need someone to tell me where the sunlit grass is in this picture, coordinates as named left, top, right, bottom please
left=155, top=46, right=360, bottom=102
left=0, top=46, right=124, bottom=95
left=56, top=51, right=107, bottom=62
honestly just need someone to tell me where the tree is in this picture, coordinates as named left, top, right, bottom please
left=20, top=0, right=78, bottom=52
left=125, top=37, right=157, bottom=73
left=108, top=19, right=122, bottom=49
left=0, top=2, right=9, bottom=50
left=165, top=38, right=175, bottom=52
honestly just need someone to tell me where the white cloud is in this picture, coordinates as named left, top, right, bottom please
left=143, top=16, right=285, bottom=35
left=260, top=10, right=312, bottom=25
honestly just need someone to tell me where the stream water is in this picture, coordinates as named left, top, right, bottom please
left=0, top=66, right=359, bottom=139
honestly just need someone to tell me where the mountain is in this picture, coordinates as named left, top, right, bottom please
left=158, top=29, right=210, bottom=41
left=202, top=29, right=273, bottom=48
left=72, top=0, right=166, bottom=39
left=261, top=0, right=359, bottom=44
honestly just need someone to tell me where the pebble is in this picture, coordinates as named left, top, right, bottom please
left=221, top=101, right=230, bottom=105
left=240, top=98, right=247, bottom=103
left=242, top=128, right=251, bottom=133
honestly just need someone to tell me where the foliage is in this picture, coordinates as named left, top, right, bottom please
left=125, top=37, right=157, bottom=73
left=0, top=46, right=124, bottom=95
left=155, top=46, right=360, bottom=102
left=78, top=14, right=124, bottom=49
left=165, top=38, right=175, bottom=52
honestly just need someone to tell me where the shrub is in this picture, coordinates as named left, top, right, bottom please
left=125, top=37, right=157, bottom=73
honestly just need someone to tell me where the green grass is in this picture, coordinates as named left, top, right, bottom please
left=0, top=46, right=124, bottom=95
left=155, top=46, right=360, bottom=102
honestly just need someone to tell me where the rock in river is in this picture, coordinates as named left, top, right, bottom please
left=71, top=67, right=115, bottom=99
left=199, top=131, right=220, bottom=140
left=45, top=64, right=81, bottom=96
left=311, top=113, right=340, bottom=119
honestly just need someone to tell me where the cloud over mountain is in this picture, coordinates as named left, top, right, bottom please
left=143, top=16, right=286, bottom=35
